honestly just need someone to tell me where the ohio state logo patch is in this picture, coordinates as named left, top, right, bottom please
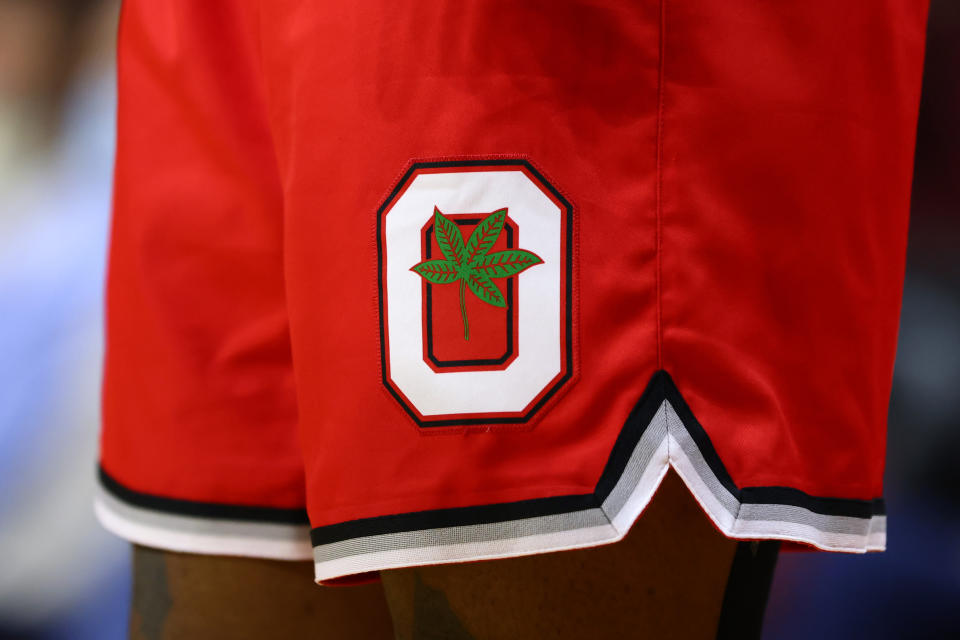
left=377, top=159, right=575, bottom=429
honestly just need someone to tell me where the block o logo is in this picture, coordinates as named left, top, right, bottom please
left=377, top=159, right=575, bottom=428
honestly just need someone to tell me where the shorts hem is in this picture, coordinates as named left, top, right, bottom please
left=311, top=370, right=886, bottom=582
left=94, top=472, right=313, bottom=561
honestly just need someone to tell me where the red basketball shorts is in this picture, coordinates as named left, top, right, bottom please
left=96, top=0, right=930, bottom=583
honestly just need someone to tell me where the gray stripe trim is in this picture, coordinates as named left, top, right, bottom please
left=314, top=409, right=672, bottom=565
left=315, top=399, right=886, bottom=572
left=600, top=402, right=669, bottom=518
left=664, top=401, right=741, bottom=516
left=315, top=509, right=609, bottom=564
left=663, top=401, right=881, bottom=537
left=735, top=503, right=879, bottom=536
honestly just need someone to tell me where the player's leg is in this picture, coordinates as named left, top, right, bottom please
left=381, top=471, right=737, bottom=640
left=128, top=547, right=394, bottom=640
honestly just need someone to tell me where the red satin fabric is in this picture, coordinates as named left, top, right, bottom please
left=102, top=0, right=928, bottom=534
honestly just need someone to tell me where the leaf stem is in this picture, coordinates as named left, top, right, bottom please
left=459, top=279, right=469, bottom=340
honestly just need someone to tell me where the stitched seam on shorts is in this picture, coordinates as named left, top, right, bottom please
left=655, top=0, right=667, bottom=369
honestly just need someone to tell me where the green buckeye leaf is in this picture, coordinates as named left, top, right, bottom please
left=463, top=268, right=507, bottom=308
left=409, top=205, right=543, bottom=340
left=464, top=208, right=507, bottom=264
left=471, top=249, right=543, bottom=279
left=410, top=259, right=460, bottom=284
left=433, top=207, right=466, bottom=266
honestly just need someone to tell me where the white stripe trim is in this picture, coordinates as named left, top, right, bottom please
left=312, top=399, right=886, bottom=582
left=94, top=395, right=885, bottom=575
left=94, top=486, right=313, bottom=561
left=666, top=434, right=886, bottom=553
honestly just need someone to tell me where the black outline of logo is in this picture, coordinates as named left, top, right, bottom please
left=377, top=159, right=574, bottom=428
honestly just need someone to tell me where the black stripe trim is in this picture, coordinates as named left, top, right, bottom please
left=97, top=467, right=310, bottom=525
left=661, top=375, right=886, bottom=519
left=311, top=493, right=597, bottom=547
left=311, top=370, right=884, bottom=547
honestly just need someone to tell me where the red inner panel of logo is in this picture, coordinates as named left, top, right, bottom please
left=421, top=214, right=520, bottom=373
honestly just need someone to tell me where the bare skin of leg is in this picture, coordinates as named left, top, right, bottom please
left=128, top=547, right=394, bottom=640
left=128, top=470, right=735, bottom=640
left=380, top=470, right=737, bottom=640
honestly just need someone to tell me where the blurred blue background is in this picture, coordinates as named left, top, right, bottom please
left=0, top=1, right=956, bottom=638
left=0, top=1, right=128, bottom=638
left=764, top=1, right=960, bottom=638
